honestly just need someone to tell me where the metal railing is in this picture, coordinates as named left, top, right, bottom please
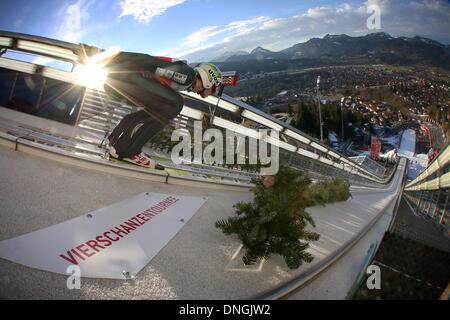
left=350, top=155, right=387, bottom=177
left=0, top=30, right=414, bottom=300
left=403, top=143, right=450, bottom=228
left=405, top=143, right=450, bottom=191
left=0, top=30, right=394, bottom=186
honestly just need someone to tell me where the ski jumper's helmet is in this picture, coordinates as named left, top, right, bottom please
left=194, top=63, right=222, bottom=94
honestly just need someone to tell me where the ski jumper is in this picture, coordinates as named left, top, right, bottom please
left=103, top=52, right=196, bottom=159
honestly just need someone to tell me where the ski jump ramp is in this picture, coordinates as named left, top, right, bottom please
left=0, top=135, right=407, bottom=299
left=0, top=30, right=411, bottom=299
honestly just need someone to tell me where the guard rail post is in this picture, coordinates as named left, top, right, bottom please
left=426, top=191, right=435, bottom=217
left=431, top=189, right=441, bottom=219
left=416, top=191, right=423, bottom=214
left=440, top=190, right=449, bottom=225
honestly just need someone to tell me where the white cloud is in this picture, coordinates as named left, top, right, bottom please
left=54, top=0, right=95, bottom=43
left=357, top=0, right=390, bottom=14
left=119, top=0, right=186, bottom=23
left=420, top=0, right=448, bottom=10
left=336, top=3, right=353, bottom=14
left=158, top=0, right=450, bottom=62
left=185, top=26, right=222, bottom=46
left=33, top=1, right=101, bottom=65
left=305, top=7, right=330, bottom=18
left=158, top=16, right=273, bottom=58
left=262, top=17, right=288, bottom=29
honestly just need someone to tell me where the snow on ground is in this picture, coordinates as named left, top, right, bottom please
left=379, top=148, right=398, bottom=164
left=360, top=151, right=370, bottom=156
left=328, top=131, right=338, bottom=143
left=407, top=154, right=428, bottom=180
left=380, top=135, right=399, bottom=146
left=398, top=129, right=416, bottom=158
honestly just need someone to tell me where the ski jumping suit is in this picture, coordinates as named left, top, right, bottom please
left=103, top=52, right=196, bottom=159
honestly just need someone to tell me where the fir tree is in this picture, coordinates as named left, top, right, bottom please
left=216, top=165, right=351, bottom=269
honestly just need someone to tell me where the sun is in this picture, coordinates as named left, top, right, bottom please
left=73, top=46, right=120, bottom=90
left=73, top=59, right=108, bottom=90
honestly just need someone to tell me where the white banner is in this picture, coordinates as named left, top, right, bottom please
left=0, top=192, right=207, bottom=279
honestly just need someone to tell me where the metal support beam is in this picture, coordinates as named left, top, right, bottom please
left=415, top=191, right=421, bottom=208
left=425, top=191, right=432, bottom=215
left=422, top=191, right=431, bottom=215
left=426, top=190, right=434, bottom=217
left=9, top=72, right=18, bottom=101
left=440, top=190, right=449, bottom=225
left=73, top=87, right=88, bottom=128
left=416, top=191, right=424, bottom=215
left=431, top=189, right=441, bottom=219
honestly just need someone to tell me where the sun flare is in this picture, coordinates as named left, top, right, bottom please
left=73, top=46, right=120, bottom=90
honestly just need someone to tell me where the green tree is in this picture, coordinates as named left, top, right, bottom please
left=295, top=100, right=320, bottom=138
left=303, top=178, right=351, bottom=207
left=216, top=165, right=351, bottom=269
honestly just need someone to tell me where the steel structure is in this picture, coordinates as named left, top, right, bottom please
left=404, top=143, right=450, bottom=227
left=0, top=31, right=421, bottom=300
left=0, top=31, right=395, bottom=188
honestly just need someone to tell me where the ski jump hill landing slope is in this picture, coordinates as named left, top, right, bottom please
left=0, top=127, right=409, bottom=299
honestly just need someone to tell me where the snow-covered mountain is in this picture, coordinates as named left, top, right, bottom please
left=182, top=33, right=450, bottom=69
left=223, top=33, right=450, bottom=69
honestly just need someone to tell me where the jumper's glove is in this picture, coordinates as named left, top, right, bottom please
left=221, top=71, right=239, bottom=87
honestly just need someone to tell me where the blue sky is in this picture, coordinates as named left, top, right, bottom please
left=1, top=0, right=450, bottom=62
